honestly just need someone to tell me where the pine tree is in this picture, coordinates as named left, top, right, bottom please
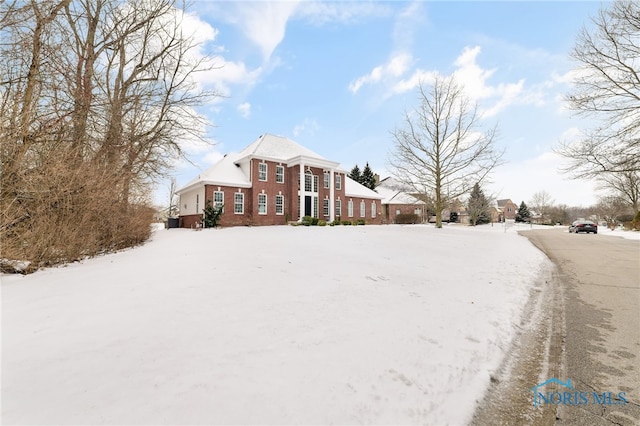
left=203, top=200, right=224, bottom=228
left=348, top=165, right=362, bottom=183
left=361, top=162, right=377, bottom=190
left=468, top=183, right=490, bottom=226
left=515, top=201, right=531, bottom=223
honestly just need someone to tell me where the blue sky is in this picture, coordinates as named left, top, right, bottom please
left=162, top=1, right=606, bottom=208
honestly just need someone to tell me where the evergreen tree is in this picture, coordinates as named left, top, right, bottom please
left=468, top=183, right=490, bottom=226
left=203, top=200, right=224, bottom=228
left=348, top=165, right=362, bottom=183
left=361, top=162, right=377, bottom=190
left=515, top=201, right=531, bottom=223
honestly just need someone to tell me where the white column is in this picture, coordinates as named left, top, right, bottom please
left=299, top=162, right=305, bottom=221
left=329, top=169, right=335, bottom=222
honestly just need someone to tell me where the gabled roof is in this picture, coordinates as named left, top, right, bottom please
left=237, top=133, right=325, bottom=162
left=375, top=185, right=425, bottom=205
left=176, top=152, right=251, bottom=194
left=496, top=199, right=514, bottom=207
left=345, top=177, right=383, bottom=199
left=375, top=176, right=424, bottom=205
left=377, top=176, right=413, bottom=192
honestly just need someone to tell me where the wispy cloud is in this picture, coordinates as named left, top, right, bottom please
left=292, top=118, right=320, bottom=137
left=295, top=1, right=392, bottom=25
left=392, top=1, right=425, bottom=52
left=352, top=44, right=527, bottom=117
left=349, top=2, right=423, bottom=95
left=349, top=53, right=413, bottom=93
left=200, top=58, right=264, bottom=97
left=237, top=102, right=251, bottom=118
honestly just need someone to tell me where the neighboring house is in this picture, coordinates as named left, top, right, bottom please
left=376, top=177, right=427, bottom=224
left=495, top=199, right=518, bottom=222
left=448, top=199, right=470, bottom=224
left=176, top=133, right=383, bottom=227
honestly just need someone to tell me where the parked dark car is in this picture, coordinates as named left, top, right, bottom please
left=569, top=220, right=598, bottom=234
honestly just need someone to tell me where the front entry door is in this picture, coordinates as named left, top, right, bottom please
left=304, top=196, right=312, bottom=217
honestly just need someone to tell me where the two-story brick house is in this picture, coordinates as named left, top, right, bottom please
left=496, top=199, right=518, bottom=221
left=176, top=134, right=383, bottom=227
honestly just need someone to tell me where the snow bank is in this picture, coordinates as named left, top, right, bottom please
left=2, top=224, right=549, bottom=425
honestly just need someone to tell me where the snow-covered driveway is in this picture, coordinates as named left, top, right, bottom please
left=2, top=224, right=549, bottom=425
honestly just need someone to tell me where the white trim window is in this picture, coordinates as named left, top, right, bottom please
left=234, top=193, right=244, bottom=214
left=323, top=172, right=330, bottom=189
left=371, top=201, right=376, bottom=217
left=323, top=199, right=329, bottom=217
left=275, top=194, right=284, bottom=215
left=258, top=162, right=268, bottom=181
left=348, top=199, right=354, bottom=217
left=305, top=172, right=313, bottom=192
left=258, top=193, right=267, bottom=215
left=335, top=174, right=342, bottom=190
left=360, top=200, right=365, bottom=218
left=214, top=191, right=224, bottom=213
left=336, top=199, right=342, bottom=218
left=276, top=165, right=284, bottom=183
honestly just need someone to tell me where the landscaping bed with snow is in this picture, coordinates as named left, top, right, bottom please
left=2, top=224, right=550, bottom=425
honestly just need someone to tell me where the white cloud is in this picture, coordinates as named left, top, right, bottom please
left=203, top=150, right=225, bottom=165
left=481, top=79, right=525, bottom=118
left=349, top=53, right=413, bottom=93
left=180, top=11, right=219, bottom=50
left=197, top=58, right=264, bottom=97
left=452, top=46, right=497, bottom=99
left=450, top=46, right=527, bottom=118
left=348, top=2, right=422, bottom=94
left=354, top=45, right=528, bottom=118
left=237, top=102, right=251, bottom=118
left=292, top=118, right=320, bottom=137
left=203, top=1, right=299, bottom=61
left=392, top=69, right=437, bottom=94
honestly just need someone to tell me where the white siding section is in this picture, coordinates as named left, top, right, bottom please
left=179, top=187, right=205, bottom=216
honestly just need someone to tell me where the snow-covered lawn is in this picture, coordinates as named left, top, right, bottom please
left=598, top=227, right=640, bottom=240
left=2, top=224, right=550, bottom=425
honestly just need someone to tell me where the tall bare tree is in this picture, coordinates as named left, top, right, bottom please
left=558, top=1, right=640, bottom=177
left=1, top=0, right=218, bottom=270
left=388, top=76, right=504, bottom=228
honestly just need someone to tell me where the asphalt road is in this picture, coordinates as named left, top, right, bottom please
left=472, top=228, right=639, bottom=426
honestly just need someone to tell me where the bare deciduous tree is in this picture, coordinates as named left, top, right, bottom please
left=595, top=194, right=630, bottom=225
left=558, top=1, right=640, bottom=177
left=0, top=0, right=218, bottom=271
left=530, top=190, right=555, bottom=224
left=388, top=76, right=504, bottom=228
left=597, top=171, right=640, bottom=214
